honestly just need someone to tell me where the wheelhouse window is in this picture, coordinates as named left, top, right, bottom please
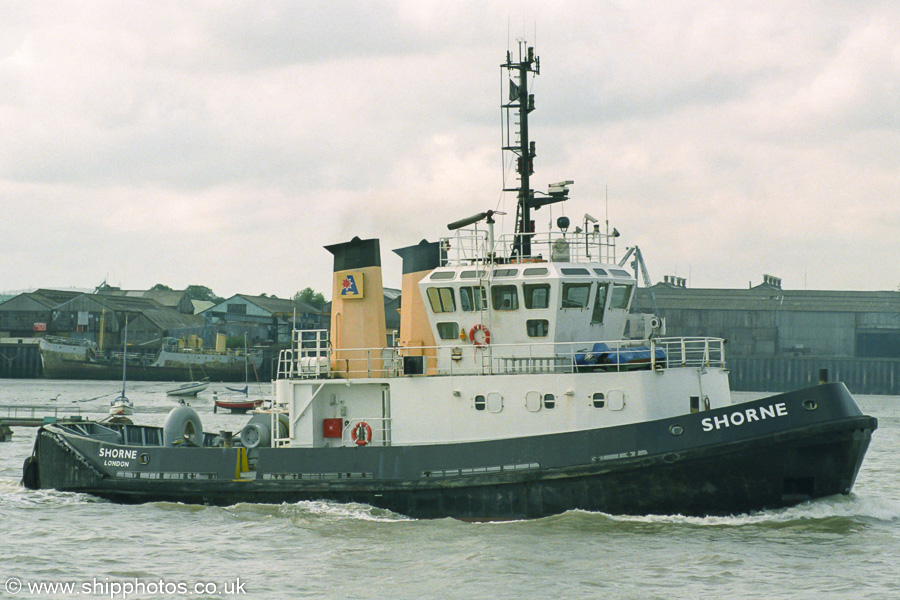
left=436, top=322, right=460, bottom=340
left=493, top=268, right=518, bottom=278
left=561, top=267, right=590, bottom=276
left=527, top=319, right=549, bottom=337
left=523, top=267, right=549, bottom=277
left=459, top=286, right=487, bottom=312
left=429, top=271, right=456, bottom=280
left=592, top=283, right=609, bottom=324
left=426, top=287, right=455, bottom=313
left=561, top=283, right=592, bottom=309
left=460, top=270, right=486, bottom=279
left=491, top=285, right=519, bottom=310
left=610, top=283, right=633, bottom=310
left=523, top=283, right=551, bottom=309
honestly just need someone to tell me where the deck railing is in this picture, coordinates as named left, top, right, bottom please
left=277, top=331, right=726, bottom=380
left=441, top=228, right=619, bottom=267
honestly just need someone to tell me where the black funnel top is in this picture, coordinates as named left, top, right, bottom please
left=393, top=239, right=443, bottom=275
left=324, top=237, right=381, bottom=272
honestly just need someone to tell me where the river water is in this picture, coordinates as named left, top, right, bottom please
left=1, top=379, right=897, bottom=600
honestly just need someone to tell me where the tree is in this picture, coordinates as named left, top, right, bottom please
left=151, top=283, right=173, bottom=291
left=185, top=285, right=224, bottom=303
left=294, top=287, right=326, bottom=310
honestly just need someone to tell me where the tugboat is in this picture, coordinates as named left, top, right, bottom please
left=23, top=44, right=876, bottom=519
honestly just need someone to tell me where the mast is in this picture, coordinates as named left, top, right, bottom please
left=502, top=43, right=570, bottom=259
left=121, top=316, right=128, bottom=398
left=503, top=43, right=539, bottom=258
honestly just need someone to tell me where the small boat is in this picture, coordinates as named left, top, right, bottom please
left=108, top=395, right=134, bottom=416
left=213, top=392, right=264, bottom=414
left=214, top=335, right=268, bottom=413
left=109, top=317, right=134, bottom=416
left=23, top=43, right=877, bottom=520
left=166, top=378, right=209, bottom=397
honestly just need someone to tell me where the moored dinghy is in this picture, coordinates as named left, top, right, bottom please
left=24, top=43, right=876, bottom=519
left=166, top=378, right=210, bottom=397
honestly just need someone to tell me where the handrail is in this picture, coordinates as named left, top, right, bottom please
left=277, top=333, right=726, bottom=380
left=0, top=404, right=83, bottom=419
left=440, top=228, right=619, bottom=266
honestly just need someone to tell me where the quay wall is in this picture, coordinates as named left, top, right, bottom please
left=728, top=355, right=900, bottom=396
left=0, top=339, right=43, bottom=378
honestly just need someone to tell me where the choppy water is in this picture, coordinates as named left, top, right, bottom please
left=1, top=379, right=898, bottom=600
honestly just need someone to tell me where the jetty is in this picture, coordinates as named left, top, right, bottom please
left=0, top=404, right=84, bottom=441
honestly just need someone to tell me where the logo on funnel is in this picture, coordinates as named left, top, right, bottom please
left=340, top=272, right=364, bottom=298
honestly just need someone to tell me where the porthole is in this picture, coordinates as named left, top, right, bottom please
left=543, top=394, right=555, bottom=409
left=474, top=395, right=486, bottom=411
left=592, top=392, right=605, bottom=408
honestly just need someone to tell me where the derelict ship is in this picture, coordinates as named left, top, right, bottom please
left=23, top=45, right=876, bottom=519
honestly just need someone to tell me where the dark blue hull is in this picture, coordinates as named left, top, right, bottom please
left=25, top=384, right=876, bottom=519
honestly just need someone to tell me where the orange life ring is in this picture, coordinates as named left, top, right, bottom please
left=469, top=324, right=491, bottom=346
left=351, top=422, right=373, bottom=446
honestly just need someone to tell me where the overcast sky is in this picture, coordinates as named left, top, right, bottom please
left=2, top=1, right=898, bottom=300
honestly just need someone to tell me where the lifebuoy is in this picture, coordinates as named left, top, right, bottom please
left=351, top=422, right=373, bottom=446
left=469, top=324, right=491, bottom=346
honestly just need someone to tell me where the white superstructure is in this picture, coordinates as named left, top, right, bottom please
left=271, top=225, right=731, bottom=449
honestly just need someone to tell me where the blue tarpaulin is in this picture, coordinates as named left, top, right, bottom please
left=574, top=344, right=666, bottom=366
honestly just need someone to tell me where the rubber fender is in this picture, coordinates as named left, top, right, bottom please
left=22, top=455, right=39, bottom=490
left=163, top=405, right=204, bottom=447
left=240, top=422, right=270, bottom=450
left=276, top=414, right=289, bottom=439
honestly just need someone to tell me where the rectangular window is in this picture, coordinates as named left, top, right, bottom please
left=523, top=267, right=549, bottom=277
left=592, top=283, right=609, bottom=324
left=426, top=287, right=456, bottom=313
left=436, top=322, right=460, bottom=340
left=429, top=271, right=456, bottom=280
left=459, top=286, right=486, bottom=312
left=527, top=319, right=549, bottom=337
left=227, top=304, right=247, bottom=315
left=493, top=268, right=518, bottom=278
left=610, top=283, right=633, bottom=309
left=523, top=284, right=550, bottom=309
left=561, top=283, right=591, bottom=309
left=491, top=285, right=519, bottom=310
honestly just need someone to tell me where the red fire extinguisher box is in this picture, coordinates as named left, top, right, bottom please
left=323, top=418, right=343, bottom=438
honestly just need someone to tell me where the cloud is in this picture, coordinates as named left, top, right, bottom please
left=1, top=1, right=899, bottom=298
